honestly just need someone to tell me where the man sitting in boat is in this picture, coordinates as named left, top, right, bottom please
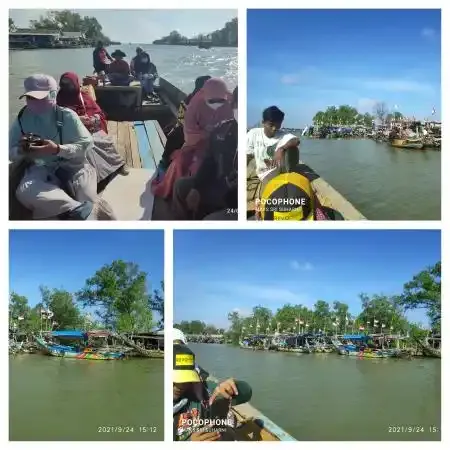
left=108, top=50, right=132, bottom=86
left=9, top=74, right=113, bottom=220
left=152, top=78, right=234, bottom=202
left=131, top=47, right=158, bottom=99
left=173, top=328, right=209, bottom=381
left=159, top=75, right=212, bottom=174
left=172, top=87, right=238, bottom=220
left=92, top=41, right=112, bottom=75
left=257, top=137, right=340, bottom=220
left=247, top=106, right=299, bottom=181
left=56, top=72, right=129, bottom=177
left=173, top=343, right=252, bottom=441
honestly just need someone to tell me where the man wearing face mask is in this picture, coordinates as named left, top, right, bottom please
left=9, top=74, right=109, bottom=220
left=172, top=87, right=238, bottom=220
left=131, top=47, right=158, bottom=99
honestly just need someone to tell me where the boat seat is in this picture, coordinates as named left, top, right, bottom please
left=100, top=168, right=155, bottom=220
left=133, top=120, right=166, bottom=170
left=95, top=85, right=143, bottom=116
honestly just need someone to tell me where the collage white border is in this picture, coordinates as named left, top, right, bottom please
left=3, top=0, right=447, bottom=448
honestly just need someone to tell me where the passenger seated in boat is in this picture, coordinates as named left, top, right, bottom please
left=173, top=328, right=209, bottom=381
left=247, top=106, right=299, bottom=181
left=57, top=72, right=108, bottom=134
left=257, top=136, right=340, bottom=220
left=93, top=41, right=112, bottom=74
left=9, top=74, right=112, bottom=220
left=108, top=50, right=132, bottom=86
left=159, top=75, right=211, bottom=173
left=173, top=343, right=252, bottom=441
left=56, top=72, right=129, bottom=176
left=152, top=78, right=234, bottom=201
left=131, top=47, right=158, bottom=99
left=172, top=87, right=238, bottom=220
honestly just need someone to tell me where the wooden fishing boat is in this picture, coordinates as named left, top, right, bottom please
left=338, top=346, right=395, bottom=358
left=35, top=330, right=126, bottom=360
left=277, top=347, right=309, bottom=353
left=9, top=77, right=186, bottom=221
left=247, top=158, right=366, bottom=220
left=390, top=139, right=424, bottom=149
left=35, top=336, right=125, bottom=360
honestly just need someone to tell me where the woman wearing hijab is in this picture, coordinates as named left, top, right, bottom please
left=57, top=72, right=108, bottom=134
left=152, top=77, right=233, bottom=201
left=158, top=75, right=212, bottom=172
left=57, top=72, right=129, bottom=178
left=9, top=74, right=114, bottom=220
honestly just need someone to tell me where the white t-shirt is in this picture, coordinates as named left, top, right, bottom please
left=247, top=128, right=291, bottom=179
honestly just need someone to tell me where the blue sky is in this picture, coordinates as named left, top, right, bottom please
left=9, top=9, right=236, bottom=43
left=174, top=230, right=440, bottom=328
left=10, top=230, right=164, bottom=320
left=247, top=9, right=441, bottom=127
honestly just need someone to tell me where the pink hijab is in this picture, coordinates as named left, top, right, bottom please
left=183, top=78, right=233, bottom=146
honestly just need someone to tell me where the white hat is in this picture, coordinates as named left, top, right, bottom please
left=173, top=328, right=187, bottom=344
left=20, top=74, right=58, bottom=100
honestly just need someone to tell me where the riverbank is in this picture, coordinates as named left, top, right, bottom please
left=152, top=42, right=236, bottom=48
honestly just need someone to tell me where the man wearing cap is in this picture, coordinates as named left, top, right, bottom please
left=173, top=342, right=252, bottom=441
left=9, top=74, right=105, bottom=220
left=173, top=328, right=209, bottom=382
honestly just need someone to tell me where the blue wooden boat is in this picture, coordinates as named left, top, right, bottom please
left=35, top=330, right=125, bottom=360
left=337, top=334, right=396, bottom=358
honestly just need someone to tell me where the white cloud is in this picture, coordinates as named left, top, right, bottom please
left=357, top=97, right=379, bottom=112
left=290, top=260, right=314, bottom=271
left=421, top=27, right=436, bottom=39
left=362, top=79, right=434, bottom=94
left=212, top=281, right=308, bottom=305
left=280, top=74, right=301, bottom=85
left=232, top=307, right=252, bottom=317
left=280, top=67, right=320, bottom=85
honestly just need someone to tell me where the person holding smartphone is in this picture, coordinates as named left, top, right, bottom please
left=173, top=343, right=252, bottom=441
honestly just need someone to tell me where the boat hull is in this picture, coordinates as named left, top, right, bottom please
left=35, top=337, right=125, bottom=360
left=232, top=403, right=297, bottom=441
left=338, top=347, right=394, bottom=358
left=390, top=139, right=424, bottom=149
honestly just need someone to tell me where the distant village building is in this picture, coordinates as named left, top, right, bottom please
left=60, top=31, right=84, bottom=45
left=9, top=29, right=60, bottom=48
left=9, top=29, right=85, bottom=49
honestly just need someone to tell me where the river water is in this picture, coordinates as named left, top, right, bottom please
left=9, top=355, right=164, bottom=441
left=9, top=44, right=237, bottom=122
left=299, top=138, right=440, bottom=220
left=190, top=343, right=441, bottom=441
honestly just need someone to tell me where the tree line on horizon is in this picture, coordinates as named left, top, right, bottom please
left=153, top=17, right=237, bottom=47
left=177, top=262, right=440, bottom=345
left=312, top=103, right=404, bottom=128
left=9, top=260, right=164, bottom=335
left=9, top=10, right=111, bottom=44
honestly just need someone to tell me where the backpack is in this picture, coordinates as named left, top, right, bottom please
left=259, top=166, right=315, bottom=220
